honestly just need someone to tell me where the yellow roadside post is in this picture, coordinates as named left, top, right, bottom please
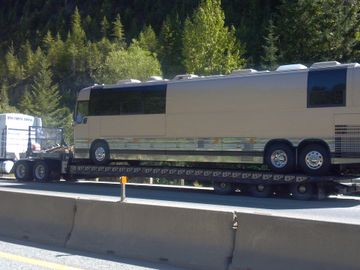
left=120, top=176, right=128, bottom=202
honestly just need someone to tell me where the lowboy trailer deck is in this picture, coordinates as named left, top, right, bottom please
left=13, top=151, right=360, bottom=200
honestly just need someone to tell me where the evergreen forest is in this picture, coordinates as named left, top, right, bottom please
left=1, top=0, right=360, bottom=143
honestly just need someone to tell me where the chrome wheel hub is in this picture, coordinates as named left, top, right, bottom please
left=95, top=147, right=106, bottom=161
left=305, top=151, right=323, bottom=170
left=270, top=150, right=288, bottom=168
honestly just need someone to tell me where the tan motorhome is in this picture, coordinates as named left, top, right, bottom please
left=74, top=61, right=360, bottom=175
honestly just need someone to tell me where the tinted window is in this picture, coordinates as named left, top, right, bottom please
left=307, top=68, right=347, bottom=107
left=74, top=101, right=89, bottom=123
left=89, top=84, right=166, bottom=116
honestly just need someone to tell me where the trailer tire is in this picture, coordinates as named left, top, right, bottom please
left=33, top=160, right=51, bottom=182
left=14, top=161, right=33, bottom=181
left=265, top=143, right=295, bottom=174
left=290, top=182, right=315, bottom=200
left=299, top=144, right=331, bottom=175
left=248, top=184, right=273, bottom=198
left=90, top=140, right=110, bottom=165
left=213, top=182, right=234, bottom=195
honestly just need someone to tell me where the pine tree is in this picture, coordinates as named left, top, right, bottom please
left=261, top=19, right=279, bottom=70
left=23, top=46, right=47, bottom=79
left=69, top=7, right=86, bottom=48
left=45, top=32, right=65, bottom=71
left=101, top=16, right=110, bottom=39
left=112, top=14, right=125, bottom=47
left=0, top=82, right=17, bottom=113
left=19, top=59, right=70, bottom=127
left=5, top=45, right=23, bottom=81
left=158, top=14, right=185, bottom=77
left=183, top=0, right=245, bottom=75
left=277, top=0, right=360, bottom=63
left=137, top=25, right=158, bottom=54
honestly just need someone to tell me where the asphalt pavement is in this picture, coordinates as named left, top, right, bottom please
left=0, top=236, right=186, bottom=270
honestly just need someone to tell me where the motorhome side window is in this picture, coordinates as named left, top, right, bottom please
left=75, top=101, right=89, bottom=123
left=89, top=85, right=166, bottom=116
left=307, top=68, right=347, bottom=108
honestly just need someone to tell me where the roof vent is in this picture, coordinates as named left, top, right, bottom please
left=310, top=61, right=341, bottom=68
left=231, top=69, right=258, bottom=75
left=146, top=76, right=164, bottom=82
left=257, top=70, right=270, bottom=73
left=172, top=74, right=199, bottom=80
left=276, top=64, right=307, bottom=72
left=116, top=79, right=141, bottom=85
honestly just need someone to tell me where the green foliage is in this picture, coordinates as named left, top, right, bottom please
left=277, top=0, right=360, bottom=63
left=261, top=19, right=279, bottom=70
left=23, top=46, right=47, bottom=79
left=19, top=59, right=73, bottom=143
left=69, top=7, right=86, bottom=49
left=0, top=82, right=17, bottom=113
left=183, top=0, right=245, bottom=75
left=158, top=15, right=185, bottom=77
left=112, top=14, right=125, bottom=48
left=5, top=45, right=23, bottom=82
left=137, top=25, right=158, bottom=55
left=96, top=44, right=162, bottom=84
left=101, top=16, right=110, bottom=39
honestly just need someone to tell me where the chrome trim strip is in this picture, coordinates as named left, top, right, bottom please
left=74, top=137, right=338, bottom=162
left=109, top=152, right=263, bottom=164
left=331, top=158, right=360, bottom=164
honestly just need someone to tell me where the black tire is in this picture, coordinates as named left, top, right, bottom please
left=213, top=182, right=234, bottom=195
left=14, top=161, right=33, bottom=181
left=248, top=184, right=273, bottom=198
left=90, top=140, right=110, bottom=165
left=290, top=182, right=315, bottom=200
left=33, top=160, right=51, bottom=182
left=265, top=143, right=295, bottom=174
left=299, top=144, right=331, bottom=175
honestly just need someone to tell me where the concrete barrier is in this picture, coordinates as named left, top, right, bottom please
left=229, top=212, right=360, bottom=270
left=0, top=190, right=76, bottom=246
left=67, top=199, right=235, bottom=270
left=2, top=189, right=359, bottom=270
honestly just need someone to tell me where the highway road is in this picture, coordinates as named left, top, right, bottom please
left=0, top=236, right=185, bottom=270
left=0, top=178, right=360, bottom=225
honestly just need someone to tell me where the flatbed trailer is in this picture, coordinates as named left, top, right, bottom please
left=13, top=151, right=360, bottom=200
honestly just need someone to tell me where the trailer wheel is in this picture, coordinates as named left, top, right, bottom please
left=33, top=160, right=51, bottom=182
left=213, top=182, right=234, bottom=195
left=299, top=144, right=330, bottom=175
left=14, top=161, right=33, bottom=181
left=265, top=143, right=295, bottom=174
left=90, top=140, right=110, bottom=165
left=290, top=182, right=315, bottom=200
left=248, top=184, right=273, bottom=198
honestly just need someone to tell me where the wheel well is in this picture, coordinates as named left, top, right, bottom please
left=264, top=139, right=295, bottom=156
left=297, top=139, right=330, bottom=155
left=90, top=139, right=109, bottom=152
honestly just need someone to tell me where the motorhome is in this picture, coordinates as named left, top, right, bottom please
left=73, top=61, right=360, bottom=175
